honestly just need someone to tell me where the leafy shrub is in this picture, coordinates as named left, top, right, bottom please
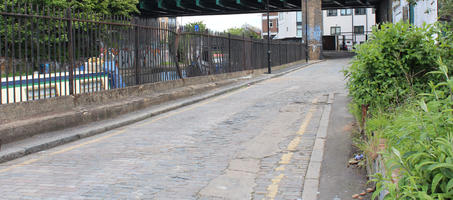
left=344, top=22, right=446, bottom=111
left=345, top=21, right=453, bottom=199
left=370, top=63, right=453, bottom=199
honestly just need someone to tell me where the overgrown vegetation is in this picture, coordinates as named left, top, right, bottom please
left=344, top=22, right=450, bottom=112
left=345, top=21, right=453, bottom=199
left=0, top=0, right=140, bottom=62
left=225, top=27, right=261, bottom=39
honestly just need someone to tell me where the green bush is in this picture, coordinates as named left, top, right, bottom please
left=370, top=64, right=453, bottom=199
left=344, top=22, right=446, bottom=111
left=345, top=21, right=453, bottom=199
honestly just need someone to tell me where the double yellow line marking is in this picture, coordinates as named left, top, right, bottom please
left=265, top=100, right=318, bottom=200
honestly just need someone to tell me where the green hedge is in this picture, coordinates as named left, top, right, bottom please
left=345, top=22, right=453, bottom=199
left=344, top=22, right=451, bottom=112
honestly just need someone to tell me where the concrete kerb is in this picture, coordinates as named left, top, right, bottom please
left=0, top=60, right=324, bottom=164
left=302, top=93, right=334, bottom=200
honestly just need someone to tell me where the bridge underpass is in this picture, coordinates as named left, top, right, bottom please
left=0, top=1, right=394, bottom=199
left=138, top=0, right=392, bottom=60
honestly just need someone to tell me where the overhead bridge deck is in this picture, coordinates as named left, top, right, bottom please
left=137, top=0, right=392, bottom=60
left=139, top=0, right=383, bottom=16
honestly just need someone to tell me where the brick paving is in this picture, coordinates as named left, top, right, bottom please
left=0, top=59, right=350, bottom=199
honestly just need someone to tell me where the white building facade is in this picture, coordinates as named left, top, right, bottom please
left=275, top=12, right=303, bottom=40
left=392, top=0, right=438, bottom=27
left=323, top=8, right=376, bottom=50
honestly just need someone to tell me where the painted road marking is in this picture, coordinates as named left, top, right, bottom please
left=297, top=106, right=316, bottom=135
left=287, top=136, right=301, bottom=151
left=266, top=174, right=285, bottom=199
left=279, top=152, right=294, bottom=165
left=265, top=99, right=318, bottom=200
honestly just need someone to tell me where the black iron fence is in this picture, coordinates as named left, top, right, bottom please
left=0, top=2, right=306, bottom=105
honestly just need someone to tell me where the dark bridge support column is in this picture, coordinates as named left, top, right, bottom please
left=302, top=0, right=322, bottom=60
left=375, top=0, right=393, bottom=24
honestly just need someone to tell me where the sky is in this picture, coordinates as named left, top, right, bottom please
left=177, top=13, right=263, bottom=32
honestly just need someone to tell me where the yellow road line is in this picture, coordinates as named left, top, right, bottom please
left=265, top=100, right=318, bottom=200
left=275, top=166, right=285, bottom=171
left=266, top=174, right=285, bottom=199
left=287, top=136, right=301, bottom=151
left=0, top=158, right=39, bottom=174
left=279, top=152, right=294, bottom=165
left=297, top=106, right=317, bottom=135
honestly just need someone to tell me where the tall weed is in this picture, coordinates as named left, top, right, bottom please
left=370, top=63, right=453, bottom=199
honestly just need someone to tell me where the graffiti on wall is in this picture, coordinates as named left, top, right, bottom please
left=308, top=26, right=322, bottom=42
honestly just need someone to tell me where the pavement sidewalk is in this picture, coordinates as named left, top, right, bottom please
left=317, top=94, right=370, bottom=200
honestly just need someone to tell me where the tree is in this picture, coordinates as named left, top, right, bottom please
left=183, top=21, right=207, bottom=33
left=226, top=27, right=261, bottom=39
left=438, top=0, right=452, bottom=24
left=0, top=0, right=140, bottom=68
left=8, top=0, right=140, bottom=17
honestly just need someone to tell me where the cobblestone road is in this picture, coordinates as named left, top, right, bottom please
left=0, top=59, right=350, bottom=199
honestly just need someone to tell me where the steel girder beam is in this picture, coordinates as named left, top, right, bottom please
left=138, top=0, right=382, bottom=16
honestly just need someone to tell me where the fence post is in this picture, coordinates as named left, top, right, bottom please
left=242, top=33, right=246, bottom=71
left=250, top=36, right=253, bottom=69
left=300, top=42, right=303, bottom=60
left=279, top=40, right=281, bottom=65
left=134, top=18, right=140, bottom=85
left=228, top=33, right=231, bottom=72
left=208, top=33, right=212, bottom=74
left=285, top=42, right=289, bottom=63
left=66, top=8, right=74, bottom=95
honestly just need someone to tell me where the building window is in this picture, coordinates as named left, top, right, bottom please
left=327, top=9, right=337, bottom=16
left=270, top=21, right=273, bottom=28
left=354, top=26, right=364, bottom=34
left=297, top=25, right=303, bottom=37
left=296, top=11, right=302, bottom=22
left=355, top=8, right=366, bottom=15
left=372, top=8, right=376, bottom=14
left=297, top=29, right=303, bottom=37
left=330, top=26, right=341, bottom=35
left=340, top=9, right=352, bottom=16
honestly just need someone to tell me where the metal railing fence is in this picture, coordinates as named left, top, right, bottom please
left=0, top=2, right=306, bottom=105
